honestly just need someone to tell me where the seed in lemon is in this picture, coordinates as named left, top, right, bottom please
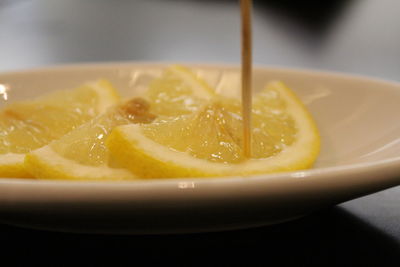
left=0, top=80, right=120, bottom=178
left=107, top=81, right=320, bottom=178
left=24, top=98, right=156, bottom=181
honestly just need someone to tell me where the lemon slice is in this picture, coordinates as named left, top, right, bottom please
left=0, top=80, right=119, bottom=178
left=25, top=98, right=155, bottom=181
left=107, top=81, right=320, bottom=178
left=146, top=65, right=215, bottom=117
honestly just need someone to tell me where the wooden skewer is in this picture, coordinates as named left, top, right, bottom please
left=241, top=0, right=252, bottom=158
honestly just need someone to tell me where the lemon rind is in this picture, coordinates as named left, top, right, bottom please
left=0, top=153, right=33, bottom=178
left=25, top=146, right=137, bottom=181
left=88, top=79, right=121, bottom=112
left=169, top=65, right=216, bottom=99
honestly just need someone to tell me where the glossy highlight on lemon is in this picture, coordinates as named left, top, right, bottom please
left=0, top=80, right=120, bottom=178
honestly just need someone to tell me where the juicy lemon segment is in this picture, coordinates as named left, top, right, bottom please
left=107, top=81, right=320, bottom=178
left=0, top=80, right=118, bottom=154
left=0, top=80, right=120, bottom=177
left=141, top=104, right=243, bottom=163
left=25, top=98, right=155, bottom=180
left=146, top=65, right=215, bottom=117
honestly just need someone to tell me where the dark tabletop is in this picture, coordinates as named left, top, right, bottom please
left=0, top=0, right=399, bottom=265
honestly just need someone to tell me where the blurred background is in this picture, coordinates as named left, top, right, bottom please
left=0, top=0, right=399, bottom=81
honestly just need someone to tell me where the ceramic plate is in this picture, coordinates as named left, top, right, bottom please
left=1, top=62, right=400, bottom=234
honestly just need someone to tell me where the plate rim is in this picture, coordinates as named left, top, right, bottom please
left=1, top=60, right=400, bottom=87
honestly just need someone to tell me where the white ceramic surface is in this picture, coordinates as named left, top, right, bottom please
left=1, top=62, right=400, bottom=234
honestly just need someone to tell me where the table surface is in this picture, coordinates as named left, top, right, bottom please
left=1, top=0, right=399, bottom=265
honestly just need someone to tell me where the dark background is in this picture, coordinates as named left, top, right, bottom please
left=1, top=0, right=400, bottom=265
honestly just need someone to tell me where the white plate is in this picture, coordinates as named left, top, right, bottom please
left=1, top=62, right=400, bottom=234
